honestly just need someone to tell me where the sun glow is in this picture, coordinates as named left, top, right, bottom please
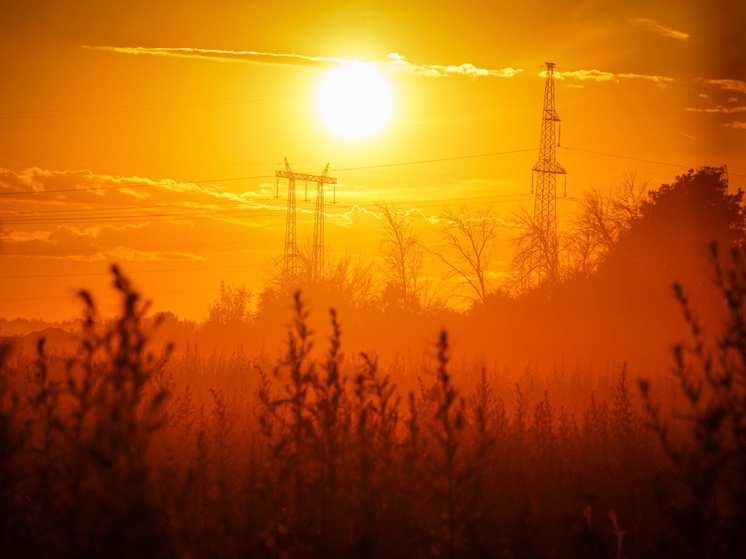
left=316, top=63, right=394, bottom=139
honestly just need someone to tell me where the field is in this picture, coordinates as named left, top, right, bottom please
left=2, top=248, right=746, bottom=559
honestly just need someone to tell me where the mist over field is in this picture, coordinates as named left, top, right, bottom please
left=2, top=1, right=746, bottom=556
left=2, top=166, right=746, bottom=558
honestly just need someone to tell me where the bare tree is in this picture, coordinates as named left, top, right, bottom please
left=261, top=238, right=375, bottom=309
left=507, top=206, right=562, bottom=293
left=376, top=202, right=424, bottom=311
left=611, top=171, right=648, bottom=229
left=565, top=226, right=602, bottom=278
left=566, top=172, right=649, bottom=276
left=435, top=205, right=499, bottom=305
left=324, top=249, right=376, bottom=308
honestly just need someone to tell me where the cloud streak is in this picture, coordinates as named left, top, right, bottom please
left=86, top=46, right=522, bottom=79
left=706, top=79, right=746, bottom=94
left=631, top=17, right=690, bottom=40
left=86, top=46, right=347, bottom=68
left=551, top=69, right=673, bottom=85
left=685, top=106, right=746, bottom=113
left=0, top=166, right=295, bottom=265
left=382, top=53, right=521, bottom=78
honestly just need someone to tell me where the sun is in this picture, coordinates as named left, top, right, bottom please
left=316, top=63, right=394, bottom=139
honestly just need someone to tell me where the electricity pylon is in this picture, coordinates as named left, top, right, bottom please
left=312, top=164, right=332, bottom=280
left=275, top=159, right=336, bottom=285
left=530, top=62, right=566, bottom=286
left=277, top=158, right=297, bottom=284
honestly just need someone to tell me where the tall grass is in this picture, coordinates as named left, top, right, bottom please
left=1, top=258, right=745, bottom=558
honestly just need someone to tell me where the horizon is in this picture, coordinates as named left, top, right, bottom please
left=1, top=1, right=745, bottom=321
left=4, top=3, right=746, bottom=557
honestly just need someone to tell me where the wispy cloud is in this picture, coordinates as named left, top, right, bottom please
left=382, top=53, right=521, bottom=78
left=685, top=106, right=746, bottom=113
left=405, top=207, right=441, bottom=224
left=41, top=247, right=208, bottom=263
left=617, top=72, right=674, bottom=84
left=334, top=204, right=381, bottom=228
left=552, top=69, right=673, bottom=84
left=554, top=69, right=615, bottom=81
left=0, top=166, right=292, bottom=264
left=0, top=229, right=51, bottom=243
left=725, top=121, right=746, bottom=130
left=86, top=46, right=522, bottom=79
left=85, top=46, right=347, bottom=67
left=706, top=79, right=746, bottom=94
left=631, top=17, right=690, bottom=40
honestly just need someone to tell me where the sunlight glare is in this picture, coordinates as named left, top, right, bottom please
left=316, top=63, right=393, bottom=139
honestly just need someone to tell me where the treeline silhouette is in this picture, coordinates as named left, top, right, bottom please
left=1, top=166, right=746, bottom=558
left=178, top=166, right=742, bottom=374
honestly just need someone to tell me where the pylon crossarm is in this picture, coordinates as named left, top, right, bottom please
left=275, top=170, right=337, bottom=184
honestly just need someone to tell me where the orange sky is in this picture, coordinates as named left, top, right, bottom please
left=0, top=0, right=744, bottom=321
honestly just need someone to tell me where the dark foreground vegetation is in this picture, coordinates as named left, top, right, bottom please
left=2, top=246, right=746, bottom=559
left=1, top=166, right=745, bottom=558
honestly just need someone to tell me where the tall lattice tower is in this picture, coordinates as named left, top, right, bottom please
left=279, top=157, right=297, bottom=282
left=312, top=164, right=330, bottom=280
left=276, top=159, right=336, bottom=285
left=530, top=62, right=566, bottom=285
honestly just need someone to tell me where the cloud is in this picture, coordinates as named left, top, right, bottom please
left=685, top=106, right=746, bottom=113
left=0, top=167, right=286, bottom=218
left=382, top=52, right=521, bottom=78
left=725, top=121, right=746, bottom=129
left=0, top=166, right=294, bottom=266
left=631, top=17, right=690, bottom=40
left=617, top=73, right=674, bottom=84
left=86, top=46, right=522, bottom=79
left=0, top=228, right=51, bottom=243
left=551, top=69, right=673, bottom=85
left=84, top=46, right=348, bottom=68
left=334, top=204, right=382, bottom=228
left=41, top=247, right=208, bottom=263
left=554, top=69, right=614, bottom=81
left=404, top=207, right=440, bottom=224
left=706, top=79, right=746, bottom=94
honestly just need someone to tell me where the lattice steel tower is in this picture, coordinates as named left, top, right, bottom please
left=530, top=62, right=566, bottom=285
left=277, top=157, right=298, bottom=283
left=312, top=164, right=331, bottom=280
left=275, top=159, right=336, bottom=285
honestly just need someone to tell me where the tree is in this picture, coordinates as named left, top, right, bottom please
left=322, top=250, right=376, bottom=309
left=566, top=172, right=649, bottom=277
left=202, top=280, right=254, bottom=346
left=640, top=166, right=744, bottom=245
left=435, top=205, right=498, bottom=305
left=601, top=166, right=745, bottom=287
left=376, top=202, right=424, bottom=311
left=507, top=206, right=562, bottom=293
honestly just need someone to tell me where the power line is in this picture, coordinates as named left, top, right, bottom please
left=0, top=175, right=274, bottom=197
left=0, top=262, right=263, bottom=280
left=0, top=287, right=222, bottom=303
left=0, top=148, right=535, bottom=198
left=0, top=190, right=535, bottom=226
left=333, top=149, right=535, bottom=172
left=562, top=146, right=746, bottom=178
left=0, top=92, right=302, bottom=120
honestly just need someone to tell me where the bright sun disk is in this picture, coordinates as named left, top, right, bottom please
left=316, top=63, right=393, bottom=139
